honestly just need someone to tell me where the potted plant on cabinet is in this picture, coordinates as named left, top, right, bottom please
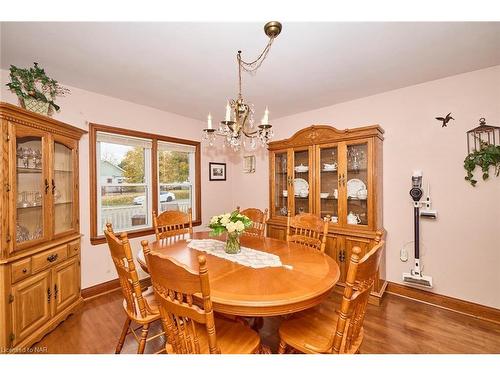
left=5, top=62, right=70, bottom=116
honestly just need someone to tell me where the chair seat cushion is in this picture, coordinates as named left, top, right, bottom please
left=166, top=316, right=261, bottom=354
left=279, top=303, right=363, bottom=354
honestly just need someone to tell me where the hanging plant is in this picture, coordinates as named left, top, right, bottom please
left=464, top=141, right=500, bottom=186
left=5, top=62, right=70, bottom=113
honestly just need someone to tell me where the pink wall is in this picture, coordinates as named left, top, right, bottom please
left=1, top=69, right=235, bottom=287
left=231, top=66, right=500, bottom=308
left=2, top=65, right=499, bottom=308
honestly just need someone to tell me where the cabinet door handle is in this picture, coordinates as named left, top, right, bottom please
left=47, top=254, right=58, bottom=263
left=339, top=249, right=345, bottom=262
left=45, top=179, right=49, bottom=194
left=54, top=284, right=58, bottom=300
left=51, top=179, right=56, bottom=194
left=47, top=287, right=51, bottom=303
left=22, top=268, right=27, bottom=274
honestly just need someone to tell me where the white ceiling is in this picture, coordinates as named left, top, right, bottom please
left=1, top=22, right=499, bottom=121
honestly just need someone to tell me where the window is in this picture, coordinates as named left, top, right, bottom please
left=90, top=124, right=201, bottom=244
left=158, top=141, right=197, bottom=217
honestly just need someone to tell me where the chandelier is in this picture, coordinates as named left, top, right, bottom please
left=203, top=21, right=282, bottom=151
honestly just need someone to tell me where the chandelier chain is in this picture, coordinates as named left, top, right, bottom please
left=237, top=36, right=276, bottom=97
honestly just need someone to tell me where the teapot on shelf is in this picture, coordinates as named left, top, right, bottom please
left=347, top=211, right=361, bottom=225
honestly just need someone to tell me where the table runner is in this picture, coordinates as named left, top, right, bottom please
left=187, top=239, right=283, bottom=269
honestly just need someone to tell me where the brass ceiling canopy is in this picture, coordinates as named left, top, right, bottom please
left=264, top=21, right=282, bottom=38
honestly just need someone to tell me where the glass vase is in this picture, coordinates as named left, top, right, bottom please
left=225, top=232, right=241, bottom=254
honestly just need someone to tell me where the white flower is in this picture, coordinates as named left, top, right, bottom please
left=221, top=216, right=230, bottom=225
left=226, top=221, right=237, bottom=233
left=209, top=216, right=219, bottom=225
left=235, top=220, right=245, bottom=232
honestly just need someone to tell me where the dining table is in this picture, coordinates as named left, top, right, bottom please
left=136, top=231, right=340, bottom=317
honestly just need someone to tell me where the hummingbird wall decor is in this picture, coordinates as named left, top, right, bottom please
left=436, top=113, right=454, bottom=127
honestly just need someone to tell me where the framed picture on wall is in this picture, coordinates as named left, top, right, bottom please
left=243, top=155, right=256, bottom=173
left=209, top=162, right=227, bottom=181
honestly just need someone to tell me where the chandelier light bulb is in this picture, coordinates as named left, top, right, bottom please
left=225, top=101, right=231, bottom=122
left=262, top=106, right=269, bottom=125
left=207, top=113, right=212, bottom=129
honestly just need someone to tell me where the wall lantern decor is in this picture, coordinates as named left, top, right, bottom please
left=464, top=118, right=500, bottom=186
left=467, top=117, right=500, bottom=153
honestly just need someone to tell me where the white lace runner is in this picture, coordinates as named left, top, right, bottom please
left=187, top=239, right=283, bottom=269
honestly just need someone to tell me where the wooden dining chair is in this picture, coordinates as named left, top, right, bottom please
left=142, top=240, right=263, bottom=354
left=104, top=223, right=164, bottom=354
left=277, top=238, right=385, bottom=354
left=236, top=206, right=268, bottom=237
left=153, top=208, right=193, bottom=241
left=286, top=212, right=330, bottom=252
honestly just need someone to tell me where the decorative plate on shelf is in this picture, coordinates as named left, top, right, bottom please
left=347, top=178, right=366, bottom=198
left=293, top=178, right=309, bottom=196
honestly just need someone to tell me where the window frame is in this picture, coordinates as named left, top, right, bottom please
left=89, top=123, right=201, bottom=245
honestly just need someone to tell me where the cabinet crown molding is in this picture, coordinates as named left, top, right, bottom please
left=0, top=102, right=87, bottom=140
left=268, top=124, right=384, bottom=150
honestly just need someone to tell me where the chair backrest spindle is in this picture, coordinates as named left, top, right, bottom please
left=104, top=223, right=154, bottom=319
left=236, top=207, right=268, bottom=238
left=286, top=212, right=330, bottom=252
left=332, top=239, right=385, bottom=354
left=143, top=241, right=220, bottom=354
left=153, top=208, right=193, bottom=241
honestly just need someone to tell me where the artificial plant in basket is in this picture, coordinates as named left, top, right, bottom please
left=6, top=62, right=70, bottom=115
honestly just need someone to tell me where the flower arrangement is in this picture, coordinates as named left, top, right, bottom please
left=6, top=62, right=70, bottom=115
left=208, top=210, right=253, bottom=253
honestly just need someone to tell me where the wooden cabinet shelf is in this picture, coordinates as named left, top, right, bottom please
left=1, top=102, right=86, bottom=351
left=267, top=124, right=386, bottom=305
left=16, top=167, right=42, bottom=173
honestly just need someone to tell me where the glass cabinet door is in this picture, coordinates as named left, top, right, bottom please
left=14, top=130, right=48, bottom=248
left=317, top=144, right=339, bottom=223
left=345, top=142, right=369, bottom=226
left=273, top=151, right=289, bottom=218
left=53, top=139, right=77, bottom=236
left=292, top=148, right=312, bottom=215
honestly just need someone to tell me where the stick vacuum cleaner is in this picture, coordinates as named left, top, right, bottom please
left=403, top=171, right=433, bottom=288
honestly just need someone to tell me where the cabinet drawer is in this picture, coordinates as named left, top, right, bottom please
left=11, top=258, right=32, bottom=283
left=67, top=240, right=81, bottom=258
left=31, top=245, right=68, bottom=273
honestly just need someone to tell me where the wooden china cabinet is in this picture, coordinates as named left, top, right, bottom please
left=267, top=125, right=386, bottom=304
left=0, top=103, right=86, bottom=351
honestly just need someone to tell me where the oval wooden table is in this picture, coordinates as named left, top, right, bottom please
left=136, top=231, right=340, bottom=317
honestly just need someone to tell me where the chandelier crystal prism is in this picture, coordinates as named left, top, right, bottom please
left=203, top=21, right=282, bottom=152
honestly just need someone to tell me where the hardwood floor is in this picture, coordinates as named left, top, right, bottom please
left=32, top=290, right=500, bottom=354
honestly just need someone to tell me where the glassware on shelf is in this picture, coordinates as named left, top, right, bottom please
left=16, top=146, right=42, bottom=170
left=54, top=189, right=62, bottom=203
left=17, top=191, right=43, bottom=207
left=347, top=146, right=366, bottom=171
left=22, top=147, right=31, bottom=168
left=34, top=192, right=42, bottom=206
left=34, top=149, right=42, bottom=169
left=281, top=156, right=287, bottom=172
left=31, top=227, right=43, bottom=241
left=16, top=224, right=30, bottom=243
left=19, top=191, right=30, bottom=208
